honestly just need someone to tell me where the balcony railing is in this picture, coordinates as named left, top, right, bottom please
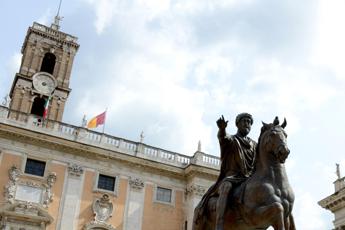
left=32, top=22, right=78, bottom=44
left=0, top=106, right=220, bottom=170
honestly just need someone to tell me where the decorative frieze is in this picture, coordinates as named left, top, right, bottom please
left=129, top=177, right=144, bottom=190
left=186, top=184, right=207, bottom=197
left=68, top=163, right=84, bottom=177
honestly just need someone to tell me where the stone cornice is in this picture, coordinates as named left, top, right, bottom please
left=0, top=123, right=208, bottom=180
left=318, top=188, right=345, bottom=212
left=25, top=22, right=79, bottom=50
left=184, top=164, right=219, bottom=181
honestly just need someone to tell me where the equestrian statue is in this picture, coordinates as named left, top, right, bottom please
left=193, top=114, right=295, bottom=230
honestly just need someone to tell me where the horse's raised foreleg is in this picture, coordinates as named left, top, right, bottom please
left=247, top=202, right=285, bottom=230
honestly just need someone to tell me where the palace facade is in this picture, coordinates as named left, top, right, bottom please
left=0, top=17, right=219, bottom=230
left=319, top=166, right=345, bottom=230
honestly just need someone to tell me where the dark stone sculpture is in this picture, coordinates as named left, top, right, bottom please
left=193, top=116, right=295, bottom=230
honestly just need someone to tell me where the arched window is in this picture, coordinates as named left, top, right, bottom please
left=31, top=96, right=46, bottom=117
left=40, top=52, right=56, bottom=74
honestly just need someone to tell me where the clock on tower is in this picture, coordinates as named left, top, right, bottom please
left=8, top=19, right=79, bottom=122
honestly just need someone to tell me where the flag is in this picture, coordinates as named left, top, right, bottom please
left=87, top=111, right=106, bottom=129
left=42, top=96, right=51, bottom=119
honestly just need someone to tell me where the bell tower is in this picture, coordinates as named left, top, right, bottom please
left=8, top=16, right=79, bottom=122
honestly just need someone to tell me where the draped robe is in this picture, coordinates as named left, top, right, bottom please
left=194, top=133, right=257, bottom=222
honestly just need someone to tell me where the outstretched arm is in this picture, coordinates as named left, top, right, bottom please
left=217, top=115, right=228, bottom=159
left=217, top=115, right=228, bottom=140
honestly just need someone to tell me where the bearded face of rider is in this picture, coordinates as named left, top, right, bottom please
left=236, top=117, right=252, bottom=138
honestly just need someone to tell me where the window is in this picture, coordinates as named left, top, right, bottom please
left=24, top=158, right=46, bottom=177
left=97, top=174, right=115, bottom=192
left=156, top=187, right=172, bottom=203
left=30, top=96, right=46, bottom=117
left=40, top=52, right=56, bottom=74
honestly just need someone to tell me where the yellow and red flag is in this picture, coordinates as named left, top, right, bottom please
left=87, top=111, right=106, bottom=129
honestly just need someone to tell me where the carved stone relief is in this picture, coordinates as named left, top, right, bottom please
left=0, top=202, right=53, bottom=229
left=4, top=165, right=21, bottom=203
left=93, top=194, right=113, bottom=222
left=68, top=163, right=84, bottom=177
left=185, top=184, right=207, bottom=197
left=84, top=194, right=115, bottom=230
left=3, top=165, right=57, bottom=208
left=129, top=177, right=144, bottom=190
left=42, top=172, right=57, bottom=208
left=84, top=221, right=116, bottom=230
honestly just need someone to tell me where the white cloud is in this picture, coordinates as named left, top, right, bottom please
left=312, top=0, right=345, bottom=79
left=7, top=53, right=21, bottom=75
left=294, top=191, right=329, bottom=230
left=37, top=9, right=53, bottom=26
left=243, top=58, right=337, bottom=134
left=93, top=0, right=116, bottom=34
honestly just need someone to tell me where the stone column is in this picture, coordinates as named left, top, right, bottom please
left=124, top=177, right=145, bottom=230
left=58, top=163, right=85, bottom=230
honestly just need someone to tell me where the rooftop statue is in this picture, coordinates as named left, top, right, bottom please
left=193, top=115, right=295, bottom=230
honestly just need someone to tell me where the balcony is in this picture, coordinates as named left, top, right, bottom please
left=0, top=106, right=220, bottom=170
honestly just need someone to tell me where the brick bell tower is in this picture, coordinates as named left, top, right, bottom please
left=8, top=15, right=79, bottom=123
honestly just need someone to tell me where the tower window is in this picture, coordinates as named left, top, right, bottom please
left=31, top=96, right=46, bottom=117
left=24, top=158, right=46, bottom=177
left=40, top=52, right=56, bottom=74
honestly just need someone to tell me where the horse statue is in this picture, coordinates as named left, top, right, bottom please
left=193, top=117, right=295, bottom=230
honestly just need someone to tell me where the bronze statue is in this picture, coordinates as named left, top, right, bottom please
left=193, top=113, right=257, bottom=230
left=193, top=116, right=295, bottom=230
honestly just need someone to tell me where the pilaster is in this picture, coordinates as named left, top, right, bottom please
left=59, top=163, right=85, bottom=230
left=124, top=177, right=145, bottom=230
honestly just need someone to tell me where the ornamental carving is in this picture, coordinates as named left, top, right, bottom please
left=186, top=184, right=207, bottom=197
left=43, top=172, right=57, bottom=208
left=92, top=194, right=113, bottom=223
left=68, top=163, right=84, bottom=177
left=84, top=221, right=116, bottom=230
left=84, top=194, right=115, bottom=230
left=0, top=201, right=54, bottom=228
left=3, top=166, right=57, bottom=208
left=129, top=177, right=144, bottom=190
left=4, top=165, right=21, bottom=203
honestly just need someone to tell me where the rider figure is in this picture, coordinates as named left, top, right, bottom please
left=193, top=113, right=257, bottom=230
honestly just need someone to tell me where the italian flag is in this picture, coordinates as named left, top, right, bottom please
left=43, top=96, right=51, bottom=119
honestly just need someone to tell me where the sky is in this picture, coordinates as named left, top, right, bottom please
left=1, top=0, right=345, bottom=229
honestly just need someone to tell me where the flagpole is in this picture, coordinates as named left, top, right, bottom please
left=102, top=108, right=107, bottom=134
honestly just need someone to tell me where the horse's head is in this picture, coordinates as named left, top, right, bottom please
left=260, top=117, right=290, bottom=164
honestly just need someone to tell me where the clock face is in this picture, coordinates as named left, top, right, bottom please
left=32, top=72, right=56, bottom=95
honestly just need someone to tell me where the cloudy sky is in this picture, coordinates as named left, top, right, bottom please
left=2, top=0, right=345, bottom=228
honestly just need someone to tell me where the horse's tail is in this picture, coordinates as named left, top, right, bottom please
left=289, top=213, right=296, bottom=230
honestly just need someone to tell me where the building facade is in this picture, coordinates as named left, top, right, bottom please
left=0, top=19, right=220, bottom=230
left=319, top=165, right=345, bottom=230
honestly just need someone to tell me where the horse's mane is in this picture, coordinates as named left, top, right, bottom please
left=253, top=124, right=271, bottom=168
